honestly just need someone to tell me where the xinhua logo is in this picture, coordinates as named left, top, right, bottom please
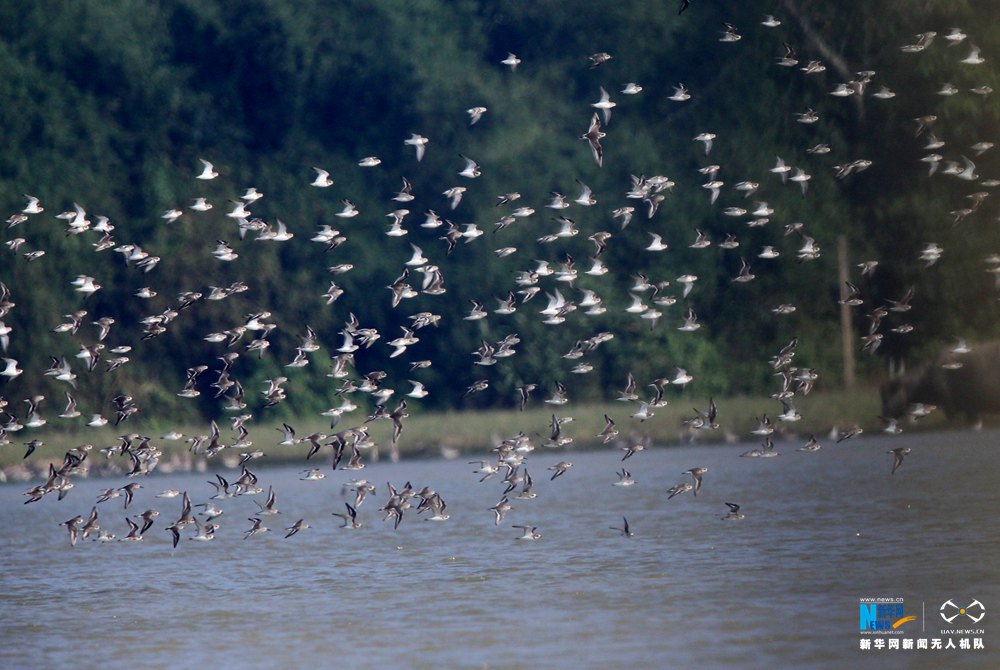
left=860, top=602, right=915, bottom=631
left=940, top=600, right=986, bottom=624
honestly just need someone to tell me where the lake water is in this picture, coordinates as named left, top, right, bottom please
left=1, top=428, right=997, bottom=669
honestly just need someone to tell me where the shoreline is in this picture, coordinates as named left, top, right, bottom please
left=2, top=385, right=986, bottom=483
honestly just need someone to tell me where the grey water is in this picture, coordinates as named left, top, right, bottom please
left=1, top=429, right=997, bottom=669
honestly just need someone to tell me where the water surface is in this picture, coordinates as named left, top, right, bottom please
left=1, top=429, right=997, bottom=669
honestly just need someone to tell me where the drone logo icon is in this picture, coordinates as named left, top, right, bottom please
left=940, top=599, right=986, bottom=624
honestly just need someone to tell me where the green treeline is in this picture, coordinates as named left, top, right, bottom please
left=0, top=0, right=997, bottom=425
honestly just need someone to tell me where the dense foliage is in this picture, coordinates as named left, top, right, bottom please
left=0, top=0, right=997, bottom=425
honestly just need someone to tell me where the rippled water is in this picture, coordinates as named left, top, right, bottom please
left=1, top=428, right=997, bottom=669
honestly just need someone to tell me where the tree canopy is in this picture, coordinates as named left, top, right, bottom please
left=0, top=0, right=997, bottom=427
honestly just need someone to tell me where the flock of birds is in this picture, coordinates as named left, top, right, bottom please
left=1, top=10, right=996, bottom=546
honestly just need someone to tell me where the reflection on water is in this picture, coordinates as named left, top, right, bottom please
left=1, top=429, right=997, bottom=668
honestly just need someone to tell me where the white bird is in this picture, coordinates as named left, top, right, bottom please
left=702, top=180, right=724, bottom=204
left=277, top=422, right=296, bottom=446
left=678, top=308, right=701, bottom=332
left=241, top=187, right=263, bottom=202
left=591, top=86, right=616, bottom=124
left=512, top=525, right=541, bottom=540
left=944, top=28, right=967, bottom=45
left=694, top=132, right=716, bottom=155
left=458, top=154, right=481, bottom=178
left=260, top=219, right=294, bottom=242
left=501, top=52, right=521, bottom=70
left=734, top=181, right=759, bottom=198
left=421, top=210, right=443, bottom=229
left=800, top=60, right=827, bottom=74
left=676, top=274, right=698, bottom=299
left=632, top=402, right=653, bottom=422
left=625, top=293, right=648, bottom=314
left=790, top=168, right=811, bottom=196
left=720, top=22, right=741, bottom=42
left=196, top=159, right=218, bottom=180
left=1, top=357, right=22, bottom=378
left=405, top=243, right=428, bottom=266
left=385, top=211, right=410, bottom=237
left=955, top=156, right=978, bottom=181
left=961, top=45, right=985, bottom=65
left=539, top=289, right=570, bottom=317
left=212, top=240, right=239, bottom=262
left=404, top=133, right=429, bottom=161
left=335, top=199, right=358, bottom=217
left=796, top=108, right=819, bottom=123
left=72, top=275, right=101, bottom=295
left=461, top=223, right=483, bottom=241
left=547, top=192, right=570, bottom=210
left=770, top=156, right=792, bottom=182
left=586, top=258, right=608, bottom=276
left=668, top=83, right=691, bottom=102
left=311, top=167, right=334, bottom=187
left=919, top=243, right=943, bottom=267
left=646, top=233, right=668, bottom=252
left=574, top=180, right=596, bottom=206
left=226, top=201, right=251, bottom=219
left=443, top=187, right=467, bottom=210
left=467, top=107, right=488, bottom=125
left=671, top=368, right=694, bottom=387
left=971, top=142, right=994, bottom=156
left=22, top=195, right=44, bottom=214
left=872, top=86, right=896, bottom=99
left=406, top=380, right=429, bottom=398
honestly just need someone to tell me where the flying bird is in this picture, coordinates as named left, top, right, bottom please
left=501, top=52, right=521, bottom=70
left=888, top=447, right=911, bottom=475
left=404, top=133, right=429, bottom=161
left=196, top=159, right=218, bottom=180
